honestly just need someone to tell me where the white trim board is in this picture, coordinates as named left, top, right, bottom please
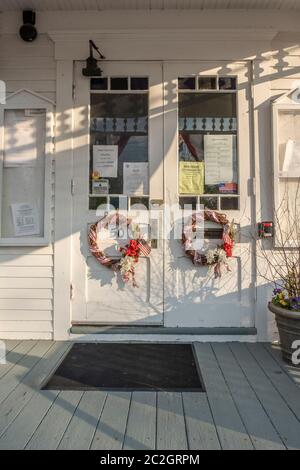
left=49, top=29, right=277, bottom=43
left=48, top=28, right=277, bottom=61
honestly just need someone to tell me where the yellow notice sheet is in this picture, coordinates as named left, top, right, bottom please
left=179, top=161, right=204, bottom=194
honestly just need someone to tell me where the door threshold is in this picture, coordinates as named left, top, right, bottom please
left=70, top=325, right=257, bottom=336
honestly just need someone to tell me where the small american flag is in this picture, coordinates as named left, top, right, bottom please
left=137, top=239, right=151, bottom=256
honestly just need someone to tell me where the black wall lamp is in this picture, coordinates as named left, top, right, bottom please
left=82, top=40, right=105, bottom=77
left=19, top=10, right=38, bottom=42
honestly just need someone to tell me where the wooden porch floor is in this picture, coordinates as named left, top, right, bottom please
left=0, top=340, right=300, bottom=450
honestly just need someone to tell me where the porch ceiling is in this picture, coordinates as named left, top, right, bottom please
left=1, top=0, right=300, bottom=12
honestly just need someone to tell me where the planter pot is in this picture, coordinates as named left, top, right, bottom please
left=268, top=302, right=300, bottom=366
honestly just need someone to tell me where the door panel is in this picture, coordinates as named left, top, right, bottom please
left=72, top=62, right=164, bottom=325
left=163, top=62, right=254, bottom=328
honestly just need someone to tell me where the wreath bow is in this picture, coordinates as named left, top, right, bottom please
left=182, top=210, right=235, bottom=278
left=88, top=213, right=151, bottom=287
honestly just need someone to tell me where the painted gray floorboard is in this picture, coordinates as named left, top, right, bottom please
left=0, top=341, right=48, bottom=405
left=91, top=392, right=131, bottom=450
left=0, top=342, right=70, bottom=437
left=230, top=343, right=300, bottom=450
left=0, top=340, right=37, bottom=380
left=247, top=343, right=300, bottom=421
left=156, top=392, right=188, bottom=450
left=0, top=341, right=300, bottom=450
left=194, top=343, right=253, bottom=450
left=264, top=343, right=300, bottom=388
left=0, top=390, right=60, bottom=450
left=182, top=392, right=221, bottom=450
left=58, top=391, right=107, bottom=450
left=0, top=340, right=20, bottom=362
left=212, top=343, right=285, bottom=450
left=26, top=391, right=84, bottom=450
left=123, top=391, right=157, bottom=450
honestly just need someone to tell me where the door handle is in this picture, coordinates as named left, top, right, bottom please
left=150, top=218, right=160, bottom=249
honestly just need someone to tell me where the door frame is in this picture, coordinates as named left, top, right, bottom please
left=51, top=54, right=258, bottom=339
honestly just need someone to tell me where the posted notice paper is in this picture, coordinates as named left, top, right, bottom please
left=93, top=145, right=118, bottom=178
left=282, top=139, right=300, bottom=177
left=11, top=203, right=40, bottom=237
left=179, top=161, right=204, bottom=194
left=123, top=162, right=149, bottom=195
left=204, top=135, right=234, bottom=185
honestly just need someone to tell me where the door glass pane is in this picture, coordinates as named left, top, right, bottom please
left=178, top=77, right=196, bottom=90
left=199, top=196, right=218, bottom=210
left=178, top=86, right=238, bottom=196
left=198, top=77, right=217, bottom=90
left=220, top=196, right=239, bottom=210
left=90, top=92, right=149, bottom=204
left=218, top=77, right=236, bottom=90
left=130, top=77, right=148, bottom=90
left=91, top=78, right=108, bottom=90
left=110, top=77, right=128, bottom=90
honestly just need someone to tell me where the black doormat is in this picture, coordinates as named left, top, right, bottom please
left=43, top=343, right=204, bottom=392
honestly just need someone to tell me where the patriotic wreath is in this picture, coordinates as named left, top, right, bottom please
left=182, top=210, right=236, bottom=278
left=88, top=213, right=151, bottom=287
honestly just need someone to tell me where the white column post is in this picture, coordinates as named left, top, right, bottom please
left=53, top=60, right=73, bottom=340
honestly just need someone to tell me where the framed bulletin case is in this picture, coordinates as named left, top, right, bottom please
left=272, top=88, right=300, bottom=247
left=0, top=89, right=55, bottom=246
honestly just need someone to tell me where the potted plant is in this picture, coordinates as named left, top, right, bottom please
left=259, top=186, right=300, bottom=365
left=268, top=287, right=300, bottom=365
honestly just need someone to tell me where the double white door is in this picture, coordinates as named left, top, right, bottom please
left=72, top=61, right=255, bottom=328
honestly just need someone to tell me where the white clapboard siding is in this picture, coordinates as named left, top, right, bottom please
left=0, top=69, right=56, bottom=81
left=0, top=311, right=53, bottom=321
left=0, top=247, right=53, bottom=255
left=5, top=81, right=56, bottom=93
left=0, top=299, right=53, bottom=310
left=0, top=289, right=53, bottom=299
left=0, top=57, right=56, bottom=69
left=271, top=78, right=300, bottom=90
left=0, top=34, right=54, bottom=58
left=0, top=255, right=53, bottom=267
left=0, top=267, right=53, bottom=278
left=0, top=278, right=53, bottom=289
left=0, top=321, right=53, bottom=332
left=0, top=32, right=55, bottom=339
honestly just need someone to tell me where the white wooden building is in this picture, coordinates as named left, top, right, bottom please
left=0, top=1, right=299, bottom=342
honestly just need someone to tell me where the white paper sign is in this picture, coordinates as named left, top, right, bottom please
left=93, top=145, right=118, bottom=178
left=204, top=135, right=234, bottom=185
left=11, top=203, right=40, bottom=237
left=4, top=115, right=38, bottom=167
left=123, top=162, right=149, bottom=195
left=282, top=139, right=300, bottom=177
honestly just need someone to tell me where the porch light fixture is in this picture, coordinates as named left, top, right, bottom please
left=82, top=40, right=105, bottom=77
left=19, top=10, right=38, bottom=42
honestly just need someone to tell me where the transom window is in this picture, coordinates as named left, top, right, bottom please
left=90, top=76, right=149, bottom=91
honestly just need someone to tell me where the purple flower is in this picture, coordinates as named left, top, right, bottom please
left=273, top=288, right=282, bottom=295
